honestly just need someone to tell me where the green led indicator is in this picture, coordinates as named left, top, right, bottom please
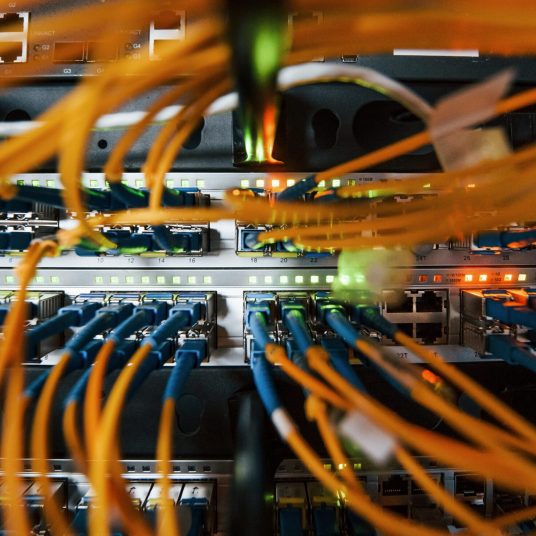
left=203, top=276, right=212, bottom=284
left=110, top=276, right=119, bottom=284
left=287, top=179, right=295, bottom=187
left=51, top=276, right=60, bottom=284
left=166, top=179, right=175, bottom=188
left=264, top=275, right=273, bottom=284
left=279, top=275, right=288, bottom=284
left=17, top=179, right=24, bottom=186
left=318, top=180, right=326, bottom=188
left=35, top=276, right=44, bottom=284
left=295, top=275, right=304, bottom=284
left=157, top=276, right=166, bottom=284
left=141, top=276, right=150, bottom=284
left=256, top=179, right=265, bottom=188
left=32, top=179, right=40, bottom=187
left=249, top=276, right=257, bottom=284
left=135, top=179, right=143, bottom=188
left=46, top=180, right=55, bottom=188
left=188, top=276, right=196, bottom=284
left=240, top=179, right=250, bottom=188
left=95, top=276, right=104, bottom=284
left=173, top=276, right=181, bottom=284
left=5, top=276, right=14, bottom=284
left=326, top=275, right=335, bottom=283
left=181, top=179, right=190, bottom=187
left=196, top=179, right=205, bottom=188
left=310, top=275, right=319, bottom=284
left=332, top=179, right=341, bottom=188
left=126, top=276, right=135, bottom=284
left=90, top=179, right=98, bottom=188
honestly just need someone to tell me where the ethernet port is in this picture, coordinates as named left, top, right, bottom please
left=384, top=290, right=413, bottom=313
left=0, top=41, right=22, bottom=63
left=415, top=290, right=445, bottom=312
left=381, top=475, right=409, bottom=497
left=415, top=323, right=443, bottom=344
left=0, top=13, right=25, bottom=33
left=153, top=10, right=183, bottom=30
left=455, top=474, right=485, bottom=510
left=53, top=42, right=85, bottom=63
left=398, top=323, right=413, bottom=337
left=86, top=41, right=118, bottom=62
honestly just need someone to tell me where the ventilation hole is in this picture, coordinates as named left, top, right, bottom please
left=4, top=109, right=31, bottom=122
left=390, top=110, right=421, bottom=124
left=97, top=139, right=108, bottom=150
left=311, top=109, right=339, bottom=149
left=182, top=117, right=205, bottom=150
left=175, top=394, right=204, bottom=436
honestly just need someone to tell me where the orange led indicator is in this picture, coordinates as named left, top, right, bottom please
left=465, top=274, right=473, bottom=282
left=479, top=274, right=488, bottom=282
left=418, top=275, right=428, bottom=283
left=433, top=275, right=442, bottom=283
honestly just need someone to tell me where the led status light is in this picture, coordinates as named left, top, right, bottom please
left=326, top=275, right=335, bottom=283
left=157, top=276, right=166, bottom=284
left=255, top=179, right=265, bottom=188
left=295, top=275, right=304, bottom=284
left=110, top=276, right=119, bottom=284
left=188, top=276, right=196, bottom=284
left=271, top=179, right=280, bottom=188
left=310, top=275, right=319, bottom=284
left=141, top=276, right=150, bottom=284
left=287, top=179, right=296, bottom=187
left=479, top=274, right=488, bottom=282
left=433, top=275, right=442, bottom=283
left=280, top=275, right=289, bottom=284
left=418, top=275, right=428, bottom=283
left=504, top=274, right=513, bottom=282
left=332, top=178, right=341, bottom=188
left=464, top=274, right=473, bottom=282
left=173, top=276, right=181, bottom=284
left=203, top=276, right=212, bottom=284
left=264, top=275, right=273, bottom=284
left=519, top=274, right=527, bottom=282
left=248, top=276, right=257, bottom=284
left=240, top=179, right=249, bottom=188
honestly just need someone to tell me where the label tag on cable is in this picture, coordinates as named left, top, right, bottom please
left=429, top=69, right=515, bottom=140
left=434, top=127, right=512, bottom=171
left=337, top=410, right=395, bottom=465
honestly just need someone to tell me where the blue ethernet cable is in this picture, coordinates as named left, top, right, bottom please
left=25, top=302, right=101, bottom=359
left=277, top=174, right=317, bottom=201
left=15, top=184, right=114, bottom=211
left=24, top=303, right=133, bottom=401
left=487, top=335, right=536, bottom=375
left=475, top=229, right=536, bottom=249
left=64, top=301, right=167, bottom=406
left=108, top=182, right=148, bottom=208
left=280, top=306, right=314, bottom=356
left=64, top=339, right=138, bottom=407
left=0, top=303, right=11, bottom=325
left=484, top=298, right=536, bottom=329
left=162, top=340, right=206, bottom=403
left=321, top=305, right=412, bottom=397
left=108, top=181, right=193, bottom=209
left=125, top=302, right=202, bottom=396
left=152, top=225, right=190, bottom=253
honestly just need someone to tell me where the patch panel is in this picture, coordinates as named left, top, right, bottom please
left=9, top=290, right=216, bottom=363
left=243, top=289, right=450, bottom=361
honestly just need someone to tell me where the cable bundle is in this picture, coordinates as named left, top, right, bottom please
left=1, top=0, right=536, bottom=534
